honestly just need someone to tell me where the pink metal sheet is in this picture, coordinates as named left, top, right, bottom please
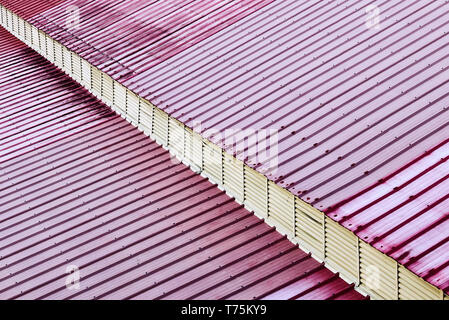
left=328, top=138, right=449, bottom=295
left=0, top=26, right=364, bottom=300
left=3, top=0, right=449, bottom=296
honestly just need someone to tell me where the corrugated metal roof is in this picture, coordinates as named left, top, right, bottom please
left=0, top=0, right=66, bottom=19
left=4, top=0, right=449, bottom=297
left=328, top=138, right=449, bottom=295
left=10, top=0, right=449, bottom=212
left=0, top=26, right=365, bottom=300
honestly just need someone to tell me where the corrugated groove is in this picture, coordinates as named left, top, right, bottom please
left=24, top=18, right=31, bottom=42
left=12, top=11, right=17, bottom=32
left=184, top=128, right=203, bottom=170
left=5, top=8, right=10, bottom=30
left=81, top=57, right=91, bottom=89
left=17, top=14, right=24, bottom=39
left=63, top=46, right=72, bottom=75
left=9, top=10, right=15, bottom=33
left=45, top=34, right=54, bottom=63
left=71, top=52, right=82, bottom=83
left=63, top=47, right=73, bottom=75
left=38, top=29, right=45, bottom=55
left=53, top=40, right=63, bottom=70
left=30, top=23, right=38, bottom=49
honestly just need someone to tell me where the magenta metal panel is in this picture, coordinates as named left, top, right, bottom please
left=4, top=0, right=449, bottom=296
left=328, top=138, right=449, bottom=295
left=0, top=26, right=364, bottom=300
left=0, top=0, right=67, bottom=19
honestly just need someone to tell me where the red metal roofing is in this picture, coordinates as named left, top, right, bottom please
left=0, top=0, right=66, bottom=19
left=29, top=0, right=274, bottom=74
left=327, top=138, right=449, bottom=295
left=4, top=0, right=449, bottom=297
left=4, top=0, right=447, bottom=210
left=0, top=26, right=365, bottom=300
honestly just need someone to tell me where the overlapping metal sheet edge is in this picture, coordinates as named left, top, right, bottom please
left=1, top=3, right=444, bottom=299
left=0, top=23, right=366, bottom=300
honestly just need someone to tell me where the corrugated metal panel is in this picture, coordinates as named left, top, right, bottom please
left=244, top=166, right=268, bottom=218
left=184, top=128, right=203, bottom=171
left=359, top=241, right=398, bottom=300
left=0, top=0, right=66, bottom=19
left=53, top=39, right=63, bottom=69
left=91, top=65, right=102, bottom=98
left=71, top=52, right=82, bottom=83
left=152, top=107, right=169, bottom=146
left=101, top=73, right=114, bottom=106
left=38, top=29, right=45, bottom=55
left=223, top=152, right=244, bottom=203
left=113, top=80, right=127, bottom=115
left=9, top=0, right=449, bottom=298
left=62, top=45, right=72, bottom=74
left=324, top=218, right=358, bottom=282
left=168, top=117, right=185, bottom=159
left=14, top=0, right=449, bottom=212
left=45, top=33, right=54, bottom=62
left=81, top=57, right=91, bottom=89
left=28, top=0, right=274, bottom=76
left=0, top=26, right=364, bottom=300
left=131, top=0, right=449, bottom=212
left=126, top=90, right=140, bottom=125
left=398, top=266, right=442, bottom=301
left=268, top=181, right=295, bottom=235
left=203, top=140, right=223, bottom=185
left=330, top=139, right=449, bottom=296
left=138, top=98, right=154, bottom=136
left=5, top=0, right=448, bottom=243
